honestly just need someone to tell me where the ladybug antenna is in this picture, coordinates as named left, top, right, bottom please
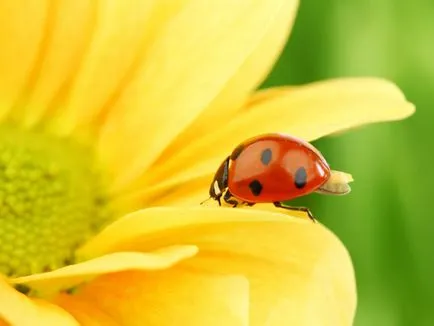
left=200, top=197, right=212, bottom=205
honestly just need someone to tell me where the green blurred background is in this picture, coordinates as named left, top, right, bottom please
left=261, top=1, right=432, bottom=325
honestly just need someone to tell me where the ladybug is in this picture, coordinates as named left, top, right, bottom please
left=207, top=133, right=351, bottom=221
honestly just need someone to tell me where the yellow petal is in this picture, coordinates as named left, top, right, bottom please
left=79, top=207, right=356, bottom=325
left=48, top=0, right=169, bottom=135
left=11, top=245, right=197, bottom=296
left=150, top=0, right=299, bottom=166
left=97, top=0, right=296, bottom=193
left=0, top=0, right=49, bottom=121
left=13, top=1, right=97, bottom=128
left=239, top=78, right=415, bottom=141
left=56, top=270, right=249, bottom=326
left=0, top=277, right=78, bottom=325
left=78, top=207, right=287, bottom=257
left=135, top=77, right=415, bottom=191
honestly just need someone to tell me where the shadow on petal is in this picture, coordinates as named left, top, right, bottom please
left=11, top=245, right=197, bottom=297
left=0, top=277, right=78, bottom=325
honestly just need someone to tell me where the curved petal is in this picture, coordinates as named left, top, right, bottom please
left=150, top=0, right=299, bottom=166
left=11, top=245, right=197, bottom=296
left=96, top=0, right=296, bottom=193
left=56, top=271, right=249, bottom=326
left=0, top=0, right=50, bottom=121
left=0, top=277, right=78, bottom=325
left=78, top=207, right=289, bottom=257
left=136, top=77, right=415, bottom=190
left=78, top=207, right=356, bottom=325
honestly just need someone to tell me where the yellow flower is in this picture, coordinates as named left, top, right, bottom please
left=0, top=0, right=414, bottom=325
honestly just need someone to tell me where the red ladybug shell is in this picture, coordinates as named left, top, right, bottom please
left=227, top=133, right=331, bottom=203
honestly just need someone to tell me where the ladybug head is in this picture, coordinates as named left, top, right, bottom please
left=207, top=156, right=230, bottom=205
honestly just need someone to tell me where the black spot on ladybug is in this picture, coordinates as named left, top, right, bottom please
left=249, top=179, right=263, bottom=196
left=294, top=167, right=307, bottom=189
left=230, top=144, right=245, bottom=160
left=260, top=148, right=272, bottom=166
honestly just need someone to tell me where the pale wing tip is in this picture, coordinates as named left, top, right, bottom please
left=402, top=101, right=416, bottom=118
left=317, top=170, right=353, bottom=195
left=330, top=170, right=353, bottom=183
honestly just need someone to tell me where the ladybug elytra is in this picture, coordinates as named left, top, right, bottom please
left=207, top=133, right=352, bottom=221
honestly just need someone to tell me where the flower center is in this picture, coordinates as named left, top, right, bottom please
left=0, top=126, right=111, bottom=277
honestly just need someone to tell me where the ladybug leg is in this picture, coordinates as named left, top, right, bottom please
left=223, top=190, right=240, bottom=208
left=273, top=202, right=316, bottom=222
